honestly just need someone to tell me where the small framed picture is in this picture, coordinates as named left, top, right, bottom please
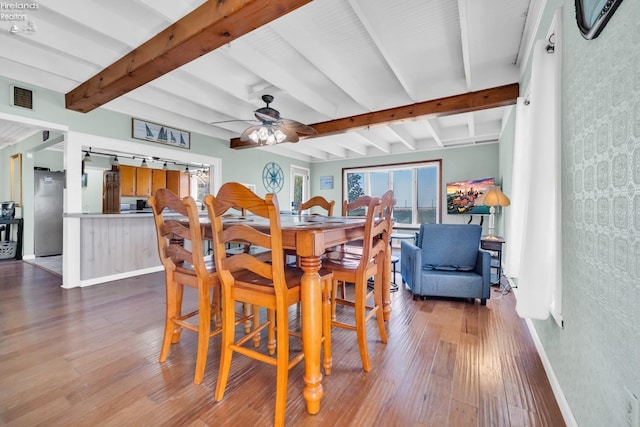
left=319, top=176, right=333, bottom=190
left=132, top=118, right=190, bottom=149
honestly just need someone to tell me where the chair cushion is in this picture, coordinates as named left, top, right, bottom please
left=420, top=224, right=481, bottom=271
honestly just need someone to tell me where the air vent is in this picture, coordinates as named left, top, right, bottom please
left=10, top=85, right=33, bottom=110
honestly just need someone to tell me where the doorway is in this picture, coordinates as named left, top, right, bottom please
left=290, top=165, right=309, bottom=210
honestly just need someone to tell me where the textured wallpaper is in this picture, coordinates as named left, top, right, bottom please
left=531, top=1, right=640, bottom=425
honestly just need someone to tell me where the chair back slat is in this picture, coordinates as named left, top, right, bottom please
left=149, top=188, right=209, bottom=279
left=205, top=183, right=286, bottom=294
left=342, top=195, right=375, bottom=216
left=298, top=196, right=335, bottom=216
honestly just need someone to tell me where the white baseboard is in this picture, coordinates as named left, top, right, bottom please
left=525, top=317, right=578, bottom=427
left=77, top=266, right=164, bottom=288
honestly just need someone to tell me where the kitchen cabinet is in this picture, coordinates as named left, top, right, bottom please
left=166, top=170, right=190, bottom=198
left=119, top=165, right=136, bottom=197
left=135, top=167, right=152, bottom=197
left=103, top=170, right=121, bottom=213
left=151, top=169, right=166, bottom=196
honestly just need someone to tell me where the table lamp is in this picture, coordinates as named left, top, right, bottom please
left=481, top=186, right=510, bottom=240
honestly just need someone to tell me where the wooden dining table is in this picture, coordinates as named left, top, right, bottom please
left=196, top=213, right=392, bottom=415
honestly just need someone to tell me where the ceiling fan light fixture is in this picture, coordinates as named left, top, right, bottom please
left=257, top=126, right=269, bottom=140
left=248, top=129, right=260, bottom=143
left=274, top=129, right=286, bottom=143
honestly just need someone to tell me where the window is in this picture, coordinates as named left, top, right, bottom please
left=343, top=160, right=441, bottom=225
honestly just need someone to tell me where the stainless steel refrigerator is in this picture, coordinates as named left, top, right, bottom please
left=34, top=169, right=64, bottom=256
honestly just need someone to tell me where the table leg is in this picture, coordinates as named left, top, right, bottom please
left=299, top=255, right=324, bottom=414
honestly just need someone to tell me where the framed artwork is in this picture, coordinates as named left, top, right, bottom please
left=575, top=0, right=624, bottom=39
left=319, top=175, right=333, bottom=190
left=132, top=118, right=190, bottom=149
left=10, top=153, right=22, bottom=207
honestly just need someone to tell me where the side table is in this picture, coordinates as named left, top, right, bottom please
left=480, top=236, right=504, bottom=285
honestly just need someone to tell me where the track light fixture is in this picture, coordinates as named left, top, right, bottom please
left=79, top=148, right=203, bottom=173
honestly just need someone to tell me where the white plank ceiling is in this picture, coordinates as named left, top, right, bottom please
left=0, top=0, right=534, bottom=163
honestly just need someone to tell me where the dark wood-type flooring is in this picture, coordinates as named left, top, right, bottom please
left=0, top=260, right=565, bottom=426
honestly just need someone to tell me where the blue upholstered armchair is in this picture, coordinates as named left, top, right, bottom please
left=400, top=224, right=491, bottom=305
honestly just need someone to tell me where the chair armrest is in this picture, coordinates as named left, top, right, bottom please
left=476, top=250, right=491, bottom=298
left=400, top=240, right=422, bottom=288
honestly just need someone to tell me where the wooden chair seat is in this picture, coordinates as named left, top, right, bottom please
left=205, top=182, right=334, bottom=427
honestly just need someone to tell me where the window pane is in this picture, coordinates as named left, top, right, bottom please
left=294, top=175, right=303, bottom=206
left=417, top=167, right=438, bottom=223
left=393, top=170, right=412, bottom=224
left=346, top=172, right=365, bottom=215
left=343, top=161, right=441, bottom=223
left=370, top=172, right=388, bottom=197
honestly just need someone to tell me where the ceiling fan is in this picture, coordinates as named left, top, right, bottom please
left=212, top=95, right=317, bottom=146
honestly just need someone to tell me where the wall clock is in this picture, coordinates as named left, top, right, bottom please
left=575, top=0, right=624, bottom=39
left=262, top=161, right=284, bottom=193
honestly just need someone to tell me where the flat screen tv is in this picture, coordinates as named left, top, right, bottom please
left=446, top=177, right=494, bottom=215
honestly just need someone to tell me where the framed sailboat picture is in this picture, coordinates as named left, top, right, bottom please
left=131, top=118, right=190, bottom=149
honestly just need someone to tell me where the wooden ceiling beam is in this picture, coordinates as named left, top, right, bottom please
left=65, top=0, right=313, bottom=113
left=230, top=83, right=519, bottom=149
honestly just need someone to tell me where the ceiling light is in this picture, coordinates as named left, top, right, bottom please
left=83, top=151, right=92, bottom=162
left=274, top=129, right=286, bottom=143
left=247, top=124, right=285, bottom=146
left=257, top=126, right=269, bottom=140
left=112, top=156, right=119, bottom=166
left=185, top=165, right=189, bottom=173
left=141, top=158, right=148, bottom=167
left=163, top=162, right=168, bottom=170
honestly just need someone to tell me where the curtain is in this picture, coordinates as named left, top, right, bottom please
left=508, top=36, right=563, bottom=321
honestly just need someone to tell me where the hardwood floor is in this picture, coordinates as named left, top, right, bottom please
left=0, top=260, right=565, bottom=426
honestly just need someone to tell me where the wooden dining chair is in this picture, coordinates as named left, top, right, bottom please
left=148, top=188, right=223, bottom=385
left=342, top=195, right=375, bottom=216
left=323, top=194, right=392, bottom=372
left=297, top=195, right=335, bottom=216
left=330, top=195, right=377, bottom=300
left=204, top=182, right=334, bottom=427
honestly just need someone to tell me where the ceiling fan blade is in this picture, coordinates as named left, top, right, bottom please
left=209, top=119, right=253, bottom=124
left=280, top=118, right=318, bottom=135
left=278, top=125, right=299, bottom=143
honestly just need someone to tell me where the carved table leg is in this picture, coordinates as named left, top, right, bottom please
left=299, top=255, right=324, bottom=414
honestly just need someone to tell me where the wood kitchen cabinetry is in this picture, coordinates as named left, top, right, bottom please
left=102, top=170, right=120, bottom=213
left=119, top=165, right=137, bottom=197
left=151, top=169, right=166, bottom=196
left=102, top=166, right=190, bottom=213
left=135, top=167, right=152, bottom=197
left=120, top=165, right=154, bottom=197
left=166, top=170, right=190, bottom=198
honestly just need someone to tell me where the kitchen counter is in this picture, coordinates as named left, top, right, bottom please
left=65, top=210, right=209, bottom=287
left=65, top=210, right=207, bottom=219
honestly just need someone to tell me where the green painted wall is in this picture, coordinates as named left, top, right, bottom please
left=311, top=143, right=500, bottom=227
left=0, top=76, right=310, bottom=211
left=506, top=1, right=640, bottom=425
